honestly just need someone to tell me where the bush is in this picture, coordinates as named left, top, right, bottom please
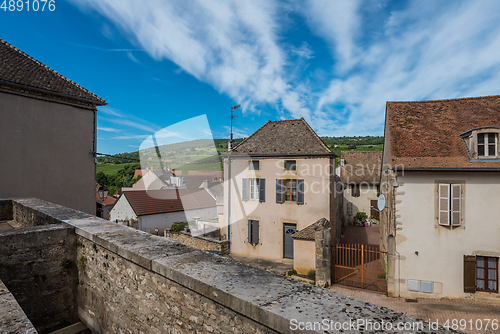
left=355, top=211, right=368, bottom=221
left=287, top=269, right=297, bottom=276
left=307, top=269, right=316, bottom=281
left=171, top=222, right=188, bottom=233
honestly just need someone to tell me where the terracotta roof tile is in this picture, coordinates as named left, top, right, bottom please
left=0, top=38, right=105, bottom=104
left=387, top=95, right=500, bottom=169
left=123, top=188, right=215, bottom=216
left=227, top=118, right=333, bottom=156
left=340, top=151, right=382, bottom=184
left=96, top=192, right=117, bottom=206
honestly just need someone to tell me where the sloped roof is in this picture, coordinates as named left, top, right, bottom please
left=184, top=175, right=223, bottom=189
left=340, top=151, right=382, bottom=184
left=292, top=218, right=331, bottom=241
left=96, top=192, right=117, bottom=206
left=0, top=38, right=105, bottom=105
left=227, top=118, right=333, bottom=156
left=123, top=188, right=215, bottom=216
left=133, top=169, right=148, bottom=178
left=188, top=170, right=223, bottom=177
left=387, top=95, right=500, bottom=169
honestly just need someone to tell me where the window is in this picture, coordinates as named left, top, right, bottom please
left=477, top=256, right=498, bottom=292
left=249, top=160, right=259, bottom=170
left=351, top=184, right=360, bottom=197
left=276, top=179, right=304, bottom=204
left=477, top=133, right=497, bottom=157
left=285, top=179, right=297, bottom=202
left=242, top=178, right=265, bottom=202
left=285, top=160, right=296, bottom=171
left=248, top=220, right=259, bottom=244
left=438, top=183, right=462, bottom=226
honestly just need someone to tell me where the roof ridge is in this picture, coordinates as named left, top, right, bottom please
left=299, top=118, right=332, bottom=153
left=387, top=95, right=500, bottom=104
left=0, top=38, right=105, bottom=103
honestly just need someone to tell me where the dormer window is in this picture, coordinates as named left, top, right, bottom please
left=461, top=127, right=500, bottom=160
left=477, top=133, right=497, bottom=157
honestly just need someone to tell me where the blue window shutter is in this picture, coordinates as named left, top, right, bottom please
left=242, top=178, right=248, bottom=201
left=248, top=220, right=252, bottom=243
left=259, top=178, right=266, bottom=202
left=276, top=179, right=284, bottom=203
left=297, top=179, right=304, bottom=205
left=252, top=220, right=259, bottom=244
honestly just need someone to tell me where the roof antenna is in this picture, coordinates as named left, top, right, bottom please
left=230, top=104, right=241, bottom=141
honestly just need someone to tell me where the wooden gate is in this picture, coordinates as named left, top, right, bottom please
left=334, top=244, right=387, bottom=292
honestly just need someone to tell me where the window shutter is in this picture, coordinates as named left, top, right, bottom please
left=259, top=178, right=266, bottom=202
left=252, top=220, right=259, bottom=244
left=297, top=179, right=304, bottom=205
left=451, top=184, right=462, bottom=226
left=248, top=220, right=252, bottom=243
left=276, top=179, right=284, bottom=203
left=242, top=178, right=248, bottom=202
left=464, top=255, right=476, bottom=293
left=438, top=183, right=450, bottom=226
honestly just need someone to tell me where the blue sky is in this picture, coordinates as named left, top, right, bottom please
left=2, top=0, right=500, bottom=154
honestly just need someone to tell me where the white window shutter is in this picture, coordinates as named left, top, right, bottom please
left=438, top=183, right=450, bottom=226
left=451, top=184, right=462, bottom=226
left=242, top=178, right=248, bottom=201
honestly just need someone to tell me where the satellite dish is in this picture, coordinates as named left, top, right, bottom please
left=377, top=194, right=386, bottom=211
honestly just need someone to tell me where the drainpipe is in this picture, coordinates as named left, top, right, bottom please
left=227, top=156, right=232, bottom=252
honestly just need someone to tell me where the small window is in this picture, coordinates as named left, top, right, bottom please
left=249, top=179, right=259, bottom=200
left=477, top=256, right=498, bottom=293
left=351, top=184, right=360, bottom=197
left=478, top=133, right=497, bottom=157
left=249, top=160, right=259, bottom=170
left=242, top=178, right=265, bottom=202
left=285, top=160, right=296, bottom=171
left=248, top=220, right=259, bottom=244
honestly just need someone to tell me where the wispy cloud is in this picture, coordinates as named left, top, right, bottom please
left=97, top=126, right=120, bottom=132
left=98, top=106, right=161, bottom=134
left=74, top=0, right=500, bottom=137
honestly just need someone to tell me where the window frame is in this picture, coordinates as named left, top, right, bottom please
left=436, top=181, right=464, bottom=228
left=284, top=179, right=297, bottom=202
left=249, top=178, right=259, bottom=201
left=476, top=256, right=498, bottom=293
left=249, top=160, right=260, bottom=170
left=284, top=160, right=297, bottom=171
left=248, top=219, right=259, bottom=244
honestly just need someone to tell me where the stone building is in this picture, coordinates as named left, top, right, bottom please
left=381, top=95, right=500, bottom=302
left=0, top=38, right=105, bottom=214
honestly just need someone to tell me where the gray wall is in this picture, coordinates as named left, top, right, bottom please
left=0, top=91, right=96, bottom=214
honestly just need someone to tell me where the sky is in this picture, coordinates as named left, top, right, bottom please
left=2, top=0, right=500, bottom=154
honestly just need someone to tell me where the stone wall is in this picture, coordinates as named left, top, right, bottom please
left=0, top=199, right=12, bottom=221
left=2, top=198, right=454, bottom=334
left=168, top=231, right=230, bottom=254
left=0, top=278, right=37, bottom=333
left=0, top=222, right=78, bottom=333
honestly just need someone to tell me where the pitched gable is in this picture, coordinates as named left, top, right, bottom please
left=228, top=118, right=332, bottom=156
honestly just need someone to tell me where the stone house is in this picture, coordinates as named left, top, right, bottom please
left=380, top=95, right=500, bottom=302
left=223, top=118, right=338, bottom=261
left=337, top=151, right=382, bottom=224
left=0, top=38, right=106, bottom=214
left=109, top=188, right=217, bottom=235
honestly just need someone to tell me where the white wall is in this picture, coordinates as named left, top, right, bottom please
left=342, top=184, right=379, bottom=225
left=393, top=171, right=500, bottom=299
left=109, top=195, right=136, bottom=222
left=139, top=207, right=218, bottom=231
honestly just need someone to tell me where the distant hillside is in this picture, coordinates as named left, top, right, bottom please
left=96, top=136, right=384, bottom=166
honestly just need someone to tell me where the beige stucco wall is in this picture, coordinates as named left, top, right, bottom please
left=389, top=171, right=500, bottom=300
left=0, top=92, right=96, bottom=214
left=293, top=239, right=315, bottom=275
left=224, top=156, right=334, bottom=261
left=342, top=184, right=379, bottom=225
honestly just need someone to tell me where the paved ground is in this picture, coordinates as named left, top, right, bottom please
left=330, top=284, right=500, bottom=334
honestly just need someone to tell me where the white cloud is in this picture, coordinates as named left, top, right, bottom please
left=97, top=127, right=119, bottom=132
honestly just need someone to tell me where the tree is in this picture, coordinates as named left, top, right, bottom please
left=96, top=171, right=107, bottom=185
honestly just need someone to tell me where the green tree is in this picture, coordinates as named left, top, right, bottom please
left=96, top=171, right=108, bottom=185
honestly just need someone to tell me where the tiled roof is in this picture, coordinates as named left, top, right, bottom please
left=340, top=151, right=382, bottom=184
left=183, top=175, right=222, bottom=189
left=123, top=188, right=215, bottom=216
left=387, top=95, right=500, bottom=169
left=227, top=118, right=333, bottom=156
left=96, top=192, right=117, bottom=206
left=0, top=38, right=105, bottom=105
left=292, top=218, right=330, bottom=241
left=133, top=169, right=148, bottom=178
left=187, top=171, right=223, bottom=177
